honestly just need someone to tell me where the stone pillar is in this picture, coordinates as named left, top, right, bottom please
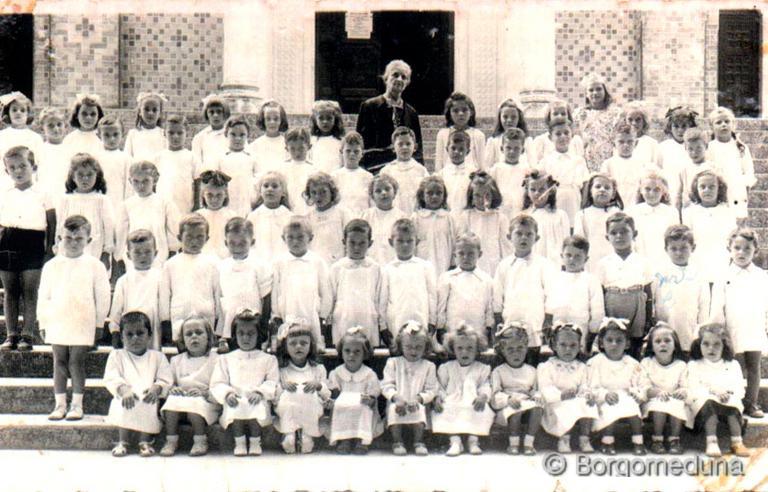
left=219, top=0, right=274, bottom=113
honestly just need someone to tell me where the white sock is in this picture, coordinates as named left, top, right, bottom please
left=524, top=435, right=535, bottom=447
left=193, top=435, right=207, bottom=444
left=450, top=435, right=462, bottom=445
left=54, top=393, right=67, bottom=407
left=234, top=435, right=246, bottom=446
left=731, top=436, right=744, bottom=445
left=250, top=436, right=261, bottom=447
left=706, top=435, right=718, bottom=444
left=508, top=436, right=520, bottom=447
left=602, top=435, right=615, bottom=445
left=71, top=393, right=83, bottom=408
left=165, top=435, right=179, bottom=443
left=631, top=434, right=643, bottom=445
left=652, top=435, right=663, bottom=442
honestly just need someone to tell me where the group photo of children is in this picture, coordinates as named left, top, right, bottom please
left=0, top=50, right=765, bottom=463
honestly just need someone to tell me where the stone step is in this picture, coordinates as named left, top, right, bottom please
left=0, top=413, right=765, bottom=452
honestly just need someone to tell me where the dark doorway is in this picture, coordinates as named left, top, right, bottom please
left=718, top=10, right=761, bottom=117
left=0, top=15, right=34, bottom=99
left=316, top=11, right=454, bottom=115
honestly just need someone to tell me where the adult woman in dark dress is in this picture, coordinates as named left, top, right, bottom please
left=356, top=60, right=423, bottom=173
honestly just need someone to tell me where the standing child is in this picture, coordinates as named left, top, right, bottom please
left=332, top=131, right=373, bottom=215
left=330, top=219, right=382, bottom=347
left=124, top=92, right=167, bottom=161
left=484, top=98, right=534, bottom=169
left=710, top=227, right=768, bottom=418
left=210, top=115, right=258, bottom=217
left=191, top=94, right=230, bottom=178
left=380, top=126, right=428, bottom=214
left=596, top=212, right=654, bottom=359
left=360, top=174, right=405, bottom=266
left=679, top=127, right=715, bottom=210
left=624, top=101, right=660, bottom=167
left=488, top=128, right=530, bottom=218
left=63, top=94, right=105, bottom=159
left=640, top=322, right=688, bottom=454
left=600, top=121, right=655, bottom=205
left=304, top=172, right=350, bottom=265
left=197, top=170, right=238, bottom=259
left=432, top=324, right=494, bottom=456
left=537, top=322, right=598, bottom=453
left=706, top=106, right=755, bottom=220
left=274, top=320, right=330, bottom=454
left=628, top=173, right=679, bottom=264
left=652, top=225, right=710, bottom=357
left=36, top=108, right=70, bottom=199
left=155, top=115, right=195, bottom=215
left=40, top=215, right=111, bottom=420
left=105, top=312, right=173, bottom=457
left=0, top=92, right=43, bottom=172
left=247, top=171, right=292, bottom=263
left=56, top=153, right=114, bottom=269
left=657, top=106, right=698, bottom=208
left=529, top=99, right=583, bottom=167
left=587, top=318, right=647, bottom=455
left=573, top=173, right=623, bottom=272
left=96, top=116, right=131, bottom=214
left=490, top=324, right=543, bottom=455
left=108, top=230, right=163, bottom=349
left=159, top=316, right=221, bottom=457
left=328, top=326, right=383, bottom=454
left=381, top=321, right=439, bottom=456
left=308, top=100, right=344, bottom=174
left=522, top=170, right=569, bottom=264
left=686, top=323, right=750, bottom=457
left=0, top=146, right=56, bottom=352
left=210, top=310, right=279, bottom=456
left=434, top=92, right=486, bottom=172
left=271, top=216, right=332, bottom=351
left=439, top=129, right=473, bottom=212
left=248, top=99, right=289, bottom=175
left=413, top=175, right=455, bottom=274
left=282, top=127, right=315, bottom=215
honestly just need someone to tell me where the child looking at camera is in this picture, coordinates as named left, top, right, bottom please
left=381, top=126, right=428, bottom=214
left=124, top=92, right=167, bottom=161
left=332, top=131, right=373, bottom=215
left=155, top=115, right=195, bottom=215
left=361, top=174, right=406, bottom=266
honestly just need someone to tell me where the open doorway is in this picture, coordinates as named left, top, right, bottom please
left=0, top=15, right=34, bottom=99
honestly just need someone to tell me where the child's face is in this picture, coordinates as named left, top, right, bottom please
left=59, top=226, right=91, bottom=258
left=587, top=83, right=606, bottom=107
left=670, top=121, right=688, bottom=143
left=390, top=231, right=416, bottom=260
left=99, top=125, right=122, bottom=151
left=341, top=339, right=366, bottom=372
left=526, top=177, right=551, bottom=209
left=602, top=328, right=628, bottom=360
left=202, top=185, right=227, bottom=210
left=423, top=182, right=445, bottom=210
left=606, top=221, right=636, bottom=253
left=550, top=104, right=568, bottom=121
left=140, top=99, right=161, bottom=128
left=283, top=226, right=311, bottom=256
left=455, top=242, right=480, bottom=271
left=73, top=165, right=97, bottom=193
left=227, top=124, right=248, bottom=152
left=315, top=109, right=336, bottom=134
left=500, top=338, right=527, bottom=367
left=500, top=106, right=520, bottom=130
left=666, top=239, right=694, bottom=267
left=651, top=328, right=675, bottom=364
left=729, top=236, right=756, bottom=268
left=235, top=322, right=259, bottom=351
left=711, top=115, right=733, bottom=142
left=696, top=175, right=719, bottom=207
left=342, top=143, right=363, bottom=169
left=372, top=181, right=395, bottom=210
left=309, top=182, right=333, bottom=211
left=129, top=172, right=155, bottom=197
left=590, top=177, right=615, bottom=208
left=287, top=334, right=311, bottom=364
left=182, top=320, right=209, bottom=357
left=345, top=230, right=371, bottom=261
left=700, top=332, right=723, bottom=363
left=627, top=112, right=646, bottom=137
left=447, top=139, right=470, bottom=165
left=263, top=108, right=282, bottom=135
left=471, top=183, right=493, bottom=211
left=7, top=102, right=28, bottom=128
left=550, top=124, right=572, bottom=153
left=121, top=321, right=150, bottom=355
left=127, top=240, right=157, bottom=270
left=401, top=334, right=426, bottom=362
left=166, top=123, right=186, bottom=151
left=640, top=178, right=664, bottom=207
left=286, top=139, right=309, bottom=161
left=43, top=117, right=66, bottom=144
left=453, top=335, right=478, bottom=366
left=685, top=139, right=706, bottom=163
left=450, top=101, right=472, bottom=129
left=4, top=155, right=33, bottom=187
left=260, top=177, right=284, bottom=208
left=561, top=244, right=588, bottom=272
left=554, top=331, right=580, bottom=362
left=77, top=104, right=99, bottom=131
left=180, top=224, right=208, bottom=254
left=206, top=105, right=226, bottom=130
left=225, top=230, right=254, bottom=259
left=393, top=135, right=415, bottom=161
left=614, top=133, right=636, bottom=159
left=502, top=139, right=523, bottom=164
left=508, top=224, right=538, bottom=257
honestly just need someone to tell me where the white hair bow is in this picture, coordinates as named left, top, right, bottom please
left=136, top=92, right=168, bottom=104
left=0, top=91, right=27, bottom=107
left=401, top=320, right=424, bottom=335
left=346, top=325, right=369, bottom=337
left=75, top=93, right=103, bottom=106
left=599, top=317, right=629, bottom=332
left=495, top=320, right=527, bottom=339
left=276, top=316, right=310, bottom=342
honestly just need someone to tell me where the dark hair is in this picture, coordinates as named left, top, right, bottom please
left=62, top=214, right=91, bottom=235
left=341, top=131, right=364, bottom=149
left=443, top=92, right=477, bottom=128
left=663, top=106, right=698, bottom=138
left=3, top=145, right=36, bottom=171
left=509, top=213, right=539, bottom=235
left=224, top=115, right=251, bottom=137
left=200, top=170, right=231, bottom=208
left=231, top=309, right=264, bottom=350
left=605, top=211, right=636, bottom=233
left=1, top=93, right=34, bottom=125
left=390, top=217, right=417, bottom=238
left=343, top=218, right=372, bottom=241
left=224, top=216, right=254, bottom=236
left=466, top=171, right=502, bottom=210
left=549, top=322, right=584, bottom=356
left=202, top=96, right=231, bottom=124
left=545, top=100, right=574, bottom=128
left=501, top=128, right=526, bottom=147
left=178, top=212, right=210, bottom=236
left=596, top=321, right=628, bottom=354
left=69, top=96, right=105, bottom=129
left=275, top=323, right=319, bottom=368
left=664, top=224, right=695, bottom=248
left=416, top=175, right=448, bottom=210
left=126, top=229, right=157, bottom=251
left=522, top=169, right=558, bottom=210
left=447, top=128, right=471, bottom=148
left=391, top=125, right=416, bottom=144
left=369, top=173, right=399, bottom=199
left=97, top=114, right=124, bottom=133
left=581, top=173, right=623, bottom=210
left=612, top=121, right=634, bottom=139
left=563, top=234, right=590, bottom=254
left=642, top=322, right=685, bottom=361
left=689, top=323, right=734, bottom=361
left=492, top=99, right=528, bottom=137
left=256, top=100, right=288, bottom=132
left=119, top=311, right=153, bottom=335
left=689, top=170, right=728, bottom=206
left=65, top=153, right=108, bottom=194
left=285, top=127, right=311, bottom=145
left=310, top=100, right=344, bottom=138
left=336, top=329, right=373, bottom=363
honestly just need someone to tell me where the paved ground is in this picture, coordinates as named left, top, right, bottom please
left=1, top=448, right=767, bottom=491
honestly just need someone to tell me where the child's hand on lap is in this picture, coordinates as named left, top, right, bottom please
left=247, top=391, right=263, bottom=405
left=118, top=385, right=138, bottom=409
left=225, top=391, right=240, bottom=408
left=647, top=387, right=660, bottom=399
left=672, top=389, right=687, bottom=400
left=169, top=387, right=185, bottom=396
left=605, top=391, right=619, bottom=405
left=392, top=395, right=407, bottom=416
left=407, top=396, right=422, bottom=413
left=561, top=388, right=576, bottom=400
left=186, top=388, right=204, bottom=398
left=303, top=381, right=322, bottom=393
left=508, top=395, right=521, bottom=409
left=586, top=393, right=597, bottom=406
left=142, top=385, right=161, bottom=404
left=284, top=382, right=298, bottom=393
left=432, top=396, right=444, bottom=413
left=360, top=394, right=376, bottom=408
left=472, top=395, right=488, bottom=411
left=718, top=392, right=731, bottom=403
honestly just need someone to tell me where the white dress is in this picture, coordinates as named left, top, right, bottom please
left=214, top=150, right=259, bottom=217
left=539, top=151, right=590, bottom=227
left=330, top=257, right=381, bottom=346
left=192, top=126, right=228, bottom=174
left=656, top=139, right=688, bottom=209
left=452, top=208, right=511, bottom=275
left=36, top=142, right=70, bottom=199
left=710, top=263, right=768, bottom=354
left=246, top=205, right=291, bottom=263
left=160, top=252, right=221, bottom=341
left=639, top=358, right=687, bottom=421
left=652, top=260, right=710, bottom=351
left=412, top=209, right=455, bottom=274
left=198, top=207, right=239, bottom=259
left=379, top=257, right=437, bottom=334
left=104, top=349, right=173, bottom=433
left=434, top=127, right=486, bottom=173
left=161, top=352, right=222, bottom=425
left=380, top=159, right=429, bottom=214
left=279, top=160, right=315, bottom=216
left=537, top=358, right=598, bottom=436
left=124, top=127, right=166, bottom=161
left=628, top=202, right=680, bottom=265
left=309, top=135, right=343, bottom=174
left=155, top=149, right=195, bottom=215
left=62, top=129, right=103, bottom=161
left=331, top=167, right=373, bottom=215
left=600, top=154, right=656, bottom=205
left=488, top=159, right=530, bottom=218
left=440, top=163, right=471, bottom=212
left=529, top=207, right=570, bottom=266
left=685, top=358, right=744, bottom=428
left=491, top=363, right=540, bottom=424
left=432, top=360, right=495, bottom=435
left=587, top=353, right=644, bottom=431
left=682, top=203, right=736, bottom=282
left=217, top=254, right=272, bottom=339
left=381, top=357, right=439, bottom=426
left=274, top=363, right=330, bottom=437
left=109, top=268, right=163, bottom=349
left=306, top=205, right=350, bottom=265
left=248, top=134, right=287, bottom=175
left=707, top=139, right=756, bottom=218
left=0, top=127, right=43, bottom=166
left=37, top=254, right=111, bottom=346
left=437, top=268, right=494, bottom=333
left=573, top=205, right=621, bottom=272
left=545, top=270, right=605, bottom=337
left=97, top=149, right=131, bottom=214
left=328, top=365, right=383, bottom=445
left=634, top=135, right=660, bottom=170
left=210, top=349, right=279, bottom=429
left=55, top=192, right=115, bottom=258
left=117, top=193, right=180, bottom=264
left=528, top=133, right=583, bottom=168
left=359, top=207, right=405, bottom=267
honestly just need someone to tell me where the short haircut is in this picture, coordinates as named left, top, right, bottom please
left=501, top=128, right=526, bottom=145
left=547, top=116, right=571, bottom=132
left=119, top=311, right=153, bottom=335
left=285, top=127, right=310, bottom=145
left=178, top=213, right=209, bottom=236
left=128, top=161, right=159, bottom=180
left=563, top=234, right=590, bottom=254
left=343, top=218, right=372, bottom=241
left=509, top=213, right=539, bottom=234
left=447, top=128, right=471, bottom=147
left=38, top=107, right=67, bottom=126
left=689, top=170, right=728, bottom=205
left=1, top=92, right=34, bottom=125
left=443, top=92, right=477, bottom=128
left=683, top=127, right=707, bottom=145
left=336, top=327, right=373, bottom=362
left=97, top=114, right=123, bottom=133
left=663, top=106, right=698, bottom=136
left=3, top=145, right=36, bottom=170
left=382, top=59, right=412, bottom=80
left=664, top=224, right=695, bottom=248
left=199, top=170, right=231, bottom=188
left=605, top=211, right=635, bottom=233
left=225, top=216, right=254, bottom=236
left=165, top=114, right=187, bottom=129
left=256, top=99, right=288, bottom=132
left=613, top=121, right=634, bottom=138
left=728, top=226, right=759, bottom=249
left=202, top=96, right=231, bottom=123
left=416, top=175, right=448, bottom=210
left=283, top=215, right=313, bottom=236
left=391, top=125, right=416, bottom=144
left=624, top=101, right=650, bottom=133
left=393, top=321, right=432, bottom=357
left=65, top=153, right=108, bottom=194
left=63, top=214, right=91, bottom=235
left=69, top=95, right=105, bottom=129
left=454, top=232, right=482, bottom=251
left=224, top=114, right=251, bottom=136
left=369, top=173, right=399, bottom=198
left=303, top=172, right=341, bottom=208
left=690, top=323, right=734, bottom=361
left=443, top=323, right=488, bottom=357
left=390, top=217, right=416, bottom=237
left=341, top=130, right=364, bottom=149
left=126, top=229, right=157, bottom=250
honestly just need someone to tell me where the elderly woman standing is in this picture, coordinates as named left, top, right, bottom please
left=356, top=60, right=423, bottom=173
left=573, top=73, right=624, bottom=172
